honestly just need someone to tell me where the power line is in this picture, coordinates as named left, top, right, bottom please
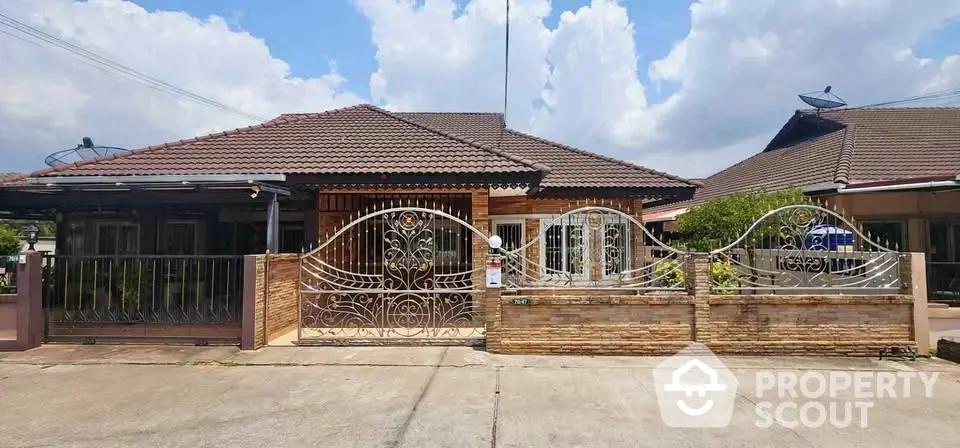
left=0, top=12, right=268, bottom=122
left=839, top=87, right=960, bottom=111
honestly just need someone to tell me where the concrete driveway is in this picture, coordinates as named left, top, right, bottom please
left=1, top=345, right=959, bottom=447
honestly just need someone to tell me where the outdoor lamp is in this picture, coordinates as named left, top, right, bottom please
left=24, top=224, right=39, bottom=251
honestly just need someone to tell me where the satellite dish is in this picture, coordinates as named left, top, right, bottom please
left=44, top=137, right=130, bottom=168
left=798, top=86, right=847, bottom=110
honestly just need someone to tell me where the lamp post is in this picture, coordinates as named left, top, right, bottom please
left=23, top=224, right=39, bottom=252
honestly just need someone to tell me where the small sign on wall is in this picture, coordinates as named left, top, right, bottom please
left=485, top=259, right=502, bottom=288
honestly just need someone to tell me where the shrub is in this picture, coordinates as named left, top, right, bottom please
left=711, top=259, right=740, bottom=294
left=0, top=225, right=20, bottom=256
left=653, top=259, right=685, bottom=288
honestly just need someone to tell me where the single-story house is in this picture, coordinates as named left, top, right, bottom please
left=0, top=104, right=697, bottom=342
left=643, top=107, right=960, bottom=305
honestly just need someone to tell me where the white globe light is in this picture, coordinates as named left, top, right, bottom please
left=489, top=235, right=503, bottom=249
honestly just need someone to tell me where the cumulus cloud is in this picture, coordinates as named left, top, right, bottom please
left=0, top=0, right=362, bottom=172
left=360, top=0, right=960, bottom=177
left=2, top=0, right=959, bottom=179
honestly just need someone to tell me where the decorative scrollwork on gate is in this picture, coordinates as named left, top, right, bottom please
left=498, top=205, right=688, bottom=290
left=709, top=204, right=903, bottom=292
left=299, top=205, right=488, bottom=342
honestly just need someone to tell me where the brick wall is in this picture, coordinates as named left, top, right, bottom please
left=488, top=255, right=921, bottom=357
left=491, top=292, right=917, bottom=356
left=243, top=253, right=300, bottom=349
left=497, top=295, right=694, bottom=355
left=265, top=254, right=300, bottom=343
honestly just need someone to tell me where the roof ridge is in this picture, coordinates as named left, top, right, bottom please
left=833, top=124, right=857, bottom=184
left=359, top=104, right=550, bottom=173
left=27, top=104, right=366, bottom=178
left=398, top=111, right=504, bottom=116
left=502, top=128, right=700, bottom=187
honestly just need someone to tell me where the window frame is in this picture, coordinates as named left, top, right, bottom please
left=492, top=218, right=526, bottom=278
left=858, top=219, right=907, bottom=252
left=95, top=221, right=141, bottom=256
left=159, top=220, right=199, bottom=255
left=539, top=219, right=588, bottom=279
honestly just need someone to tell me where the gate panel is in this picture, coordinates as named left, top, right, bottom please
left=298, top=205, right=489, bottom=345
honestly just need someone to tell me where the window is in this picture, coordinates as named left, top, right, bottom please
left=280, top=226, right=305, bottom=253
left=543, top=224, right=585, bottom=275
left=859, top=220, right=906, bottom=251
left=494, top=222, right=523, bottom=252
left=97, top=223, right=139, bottom=255
left=604, top=223, right=629, bottom=275
left=161, top=221, right=197, bottom=255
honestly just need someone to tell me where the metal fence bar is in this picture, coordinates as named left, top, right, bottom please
left=708, top=204, right=903, bottom=293
left=42, top=254, right=244, bottom=325
left=498, top=205, right=688, bottom=291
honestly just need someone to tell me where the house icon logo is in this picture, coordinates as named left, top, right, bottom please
left=653, top=343, right=739, bottom=427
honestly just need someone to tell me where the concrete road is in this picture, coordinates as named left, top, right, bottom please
left=1, top=345, right=959, bottom=447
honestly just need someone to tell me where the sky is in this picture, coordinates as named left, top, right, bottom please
left=1, top=0, right=959, bottom=179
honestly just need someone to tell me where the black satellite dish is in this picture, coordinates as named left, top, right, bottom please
left=799, top=86, right=847, bottom=111
left=44, top=137, right=130, bottom=168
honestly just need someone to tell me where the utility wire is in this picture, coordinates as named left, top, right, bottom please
left=0, top=12, right=268, bottom=122
left=496, top=0, right=510, bottom=155
left=837, top=87, right=960, bottom=111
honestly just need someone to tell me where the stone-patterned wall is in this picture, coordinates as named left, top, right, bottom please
left=265, top=254, right=300, bottom=343
left=709, top=297, right=913, bottom=343
left=492, top=292, right=916, bottom=356
left=244, top=254, right=300, bottom=349
left=497, top=295, right=694, bottom=355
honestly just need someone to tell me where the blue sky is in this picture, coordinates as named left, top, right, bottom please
left=135, top=0, right=691, bottom=103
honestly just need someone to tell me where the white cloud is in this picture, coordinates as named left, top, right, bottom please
left=2, top=0, right=959, bottom=180
left=0, top=0, right=363, bottom=172
left=360, top=0, right=960, bottom=178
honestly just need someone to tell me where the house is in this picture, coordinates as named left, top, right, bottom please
left=644, top=107, right=960, bottom=305
left=0, top=104, right=697, bottom=343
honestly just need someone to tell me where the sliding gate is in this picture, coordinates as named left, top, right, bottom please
left=298, top=206, right=489, bottom=345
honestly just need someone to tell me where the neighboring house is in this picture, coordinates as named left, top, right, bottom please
left=0, top=104, right=697, bottom=341
left=644, top=107, right=960, bottom=304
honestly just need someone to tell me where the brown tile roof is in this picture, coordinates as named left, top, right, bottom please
left=647, top=107, right=960, bottom=214
left=396, top=112, right=697, bottom=189
left=19, top=104, right=694, bottom=191
left=28, top=105, right=543, bottom=178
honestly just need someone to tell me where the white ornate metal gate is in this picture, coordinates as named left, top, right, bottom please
left=298, top=205, right=490, bottom=345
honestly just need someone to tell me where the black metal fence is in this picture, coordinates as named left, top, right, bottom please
left=42, top=255, right=244, bottom=325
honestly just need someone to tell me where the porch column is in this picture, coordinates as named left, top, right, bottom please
left=265, top=192, right=279, bottom=253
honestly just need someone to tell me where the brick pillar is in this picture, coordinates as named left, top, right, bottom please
left=902, top=252, right=930, bottom=354
left=686, top=254, right=711, bottom=343
left=3, top=252, right=43, bottom=352
left=241, top=255, right=266, bottom=350
left=484, top=254, right=503, bottom=352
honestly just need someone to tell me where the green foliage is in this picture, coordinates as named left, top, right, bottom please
left=0, top=224, right=20, bottom=256
left=653, top=259, right=684, bottom=288
left=0, top=220, right=55, bottom=237
left=710, top=260, right=740, bottom=294
left=675, top=189, right=809, bottom=251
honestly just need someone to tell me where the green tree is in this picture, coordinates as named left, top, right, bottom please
left=675, top=189, right=809, bottom=251
left=675, top=189, right=810, bottom=290
left=0, top=224, right=20, bottom=256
